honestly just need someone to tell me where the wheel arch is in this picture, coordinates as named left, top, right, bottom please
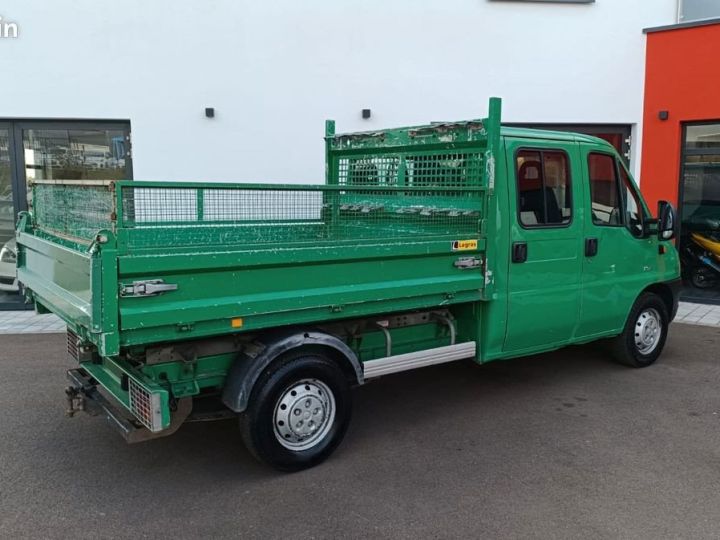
left=641, top=280, right=680, bottom=322
left=221, top=329, right=363, bottom=413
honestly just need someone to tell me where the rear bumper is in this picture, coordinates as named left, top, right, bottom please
left=65, top=352, right=177, bottom=438
left=66, top=367, right=192, bottom=443
left=66, top=368, right=155, bottom=443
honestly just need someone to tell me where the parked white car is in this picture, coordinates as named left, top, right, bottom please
left=0, top=238, right=18, bottom=292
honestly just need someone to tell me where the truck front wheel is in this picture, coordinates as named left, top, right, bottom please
left=239, top=351, right=352, bottom=471
left=610, top=293, right=669, bottom=368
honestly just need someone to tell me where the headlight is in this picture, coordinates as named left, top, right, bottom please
left=0, top=246, right=16, bottom=264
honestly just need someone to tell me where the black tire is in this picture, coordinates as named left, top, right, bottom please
left=610, top=292, right=669, bottom=368
left=239, top=351, right=352, bottom=472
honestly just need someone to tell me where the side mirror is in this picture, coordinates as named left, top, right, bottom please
left=657, top=200, right=677, bottom=241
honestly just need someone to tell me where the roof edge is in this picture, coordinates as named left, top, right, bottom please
left=500, top=126, right=611, bottom=145
left=644, top=17, right=720, bottom=34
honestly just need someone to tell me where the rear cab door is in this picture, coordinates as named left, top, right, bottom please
left=502, top=135, right=585, bottom=353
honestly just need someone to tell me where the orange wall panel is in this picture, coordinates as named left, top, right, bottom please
left=641, top=23, right=720, bottom=211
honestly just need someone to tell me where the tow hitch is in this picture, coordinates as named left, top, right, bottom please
left=65, top=368, right=192, bottom=443
left=65, top=386, right=87, bottom=417
left=65, top=368, right=150, bottom=442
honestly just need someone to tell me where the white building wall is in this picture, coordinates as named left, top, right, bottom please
left=0, top=0, right=677, bottom=182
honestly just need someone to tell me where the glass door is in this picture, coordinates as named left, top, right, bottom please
left=0, top=124, right=22, bottom=308
left=0, top=120, right=131, bottom=310
left=679, top=122, right=720, bottom=303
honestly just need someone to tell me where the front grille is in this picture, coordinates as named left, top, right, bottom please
left=67, top=329, right=79, bottom=361
left=128, top=378, right=162, bottom=432
left=0, top=276, right=14, bottom=285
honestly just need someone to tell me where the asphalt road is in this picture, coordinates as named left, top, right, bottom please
left=1, top=324, right=720, bottom=539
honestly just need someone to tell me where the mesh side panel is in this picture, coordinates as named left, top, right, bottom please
left=339, top=157, right=402, bottom=187
left=119, top=185, right=482, bottom=250
left=337, top=152, right=484, bottom=189
left=203, top=189, right=324, bottom=221
left=32, top=183, right=114, bottom=242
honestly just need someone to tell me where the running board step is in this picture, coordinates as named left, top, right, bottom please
left=363, top=342, right=476, bottom=379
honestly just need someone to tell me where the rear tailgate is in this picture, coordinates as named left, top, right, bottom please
left=16, top=180, right=120, bottom=355
left=17, top=229, right=92, bottom=328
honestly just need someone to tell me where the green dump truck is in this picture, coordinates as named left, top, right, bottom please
left=16, top=98, right=681, bottom=470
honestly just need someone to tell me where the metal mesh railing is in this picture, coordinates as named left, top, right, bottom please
left=121, top=187, right=325, bottom=225
left=32, top=181, right=115, bottom=242
left=118, top=184, right=482, bottom=250
left=337, top=152, right=484, bottom=189
left=28, top=181, right=484, bottom=250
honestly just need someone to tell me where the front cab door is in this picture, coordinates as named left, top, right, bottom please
left=576, top=146, right=656, bottom=338
left=503, top=138, right=584, bottom=354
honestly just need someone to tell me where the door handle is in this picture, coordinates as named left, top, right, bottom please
left=511, top=242, right=528, bottom=263
left=585, top=238, right=598, bottom=257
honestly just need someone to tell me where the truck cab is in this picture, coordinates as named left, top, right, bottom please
left=15, top=98, right=680, bottom=471
left=488, top=128, right=680, bottom=361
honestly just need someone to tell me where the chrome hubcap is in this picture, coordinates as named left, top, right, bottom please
left=273, top=378, right=335, bottom=451
left=635, top=308, right=662, bottom=355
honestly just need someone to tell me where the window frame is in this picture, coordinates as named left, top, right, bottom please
left=679, top=0, right=720, bottom=24
left=587, top=151, right=625, bottom=229
left=678, top=119, right=720, bottom=237
left=514, top=147, right=574, bottom=230
left=616, top=159, right=647, bottom=238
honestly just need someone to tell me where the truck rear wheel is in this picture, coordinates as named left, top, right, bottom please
left=610, top=292, right=669, bottom=368
left=239, top=351, right=352, bottom=471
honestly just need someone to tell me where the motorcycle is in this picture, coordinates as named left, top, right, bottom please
left=682, top=231, right=720, bottom=289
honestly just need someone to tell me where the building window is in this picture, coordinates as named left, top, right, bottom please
left=679, top=0, right=720, bottom=23
left=679, top=122, right=720, bottom=296
left=23, top=128, right=128, bottom=183
left=681, top=123, right=720, bottom=235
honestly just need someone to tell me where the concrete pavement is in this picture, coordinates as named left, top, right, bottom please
left=1, top=324, right=720, bottom=539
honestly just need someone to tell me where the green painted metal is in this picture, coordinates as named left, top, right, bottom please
left=355, top=323, right=455, bottom=362
left=502, top=136, right=585, bottom=352
left=573, top=145, right=675, bottom=340
left=82, top=357, right=171, bottom=430
left=16, top=229, right=93, bottom=333
left=482, top=97, right=502, bottom=302
left=140, top=353, right=234, bottom=398
left=480, top=132, right=681, bottom=360
left=15, top=98, right=681, bottom=433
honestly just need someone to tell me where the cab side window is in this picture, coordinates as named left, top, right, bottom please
left=516, top=149, right=572, bottom=227
left=588, top=153, right=621, bottom=226
left=618, top=163, right=645, bottom=237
